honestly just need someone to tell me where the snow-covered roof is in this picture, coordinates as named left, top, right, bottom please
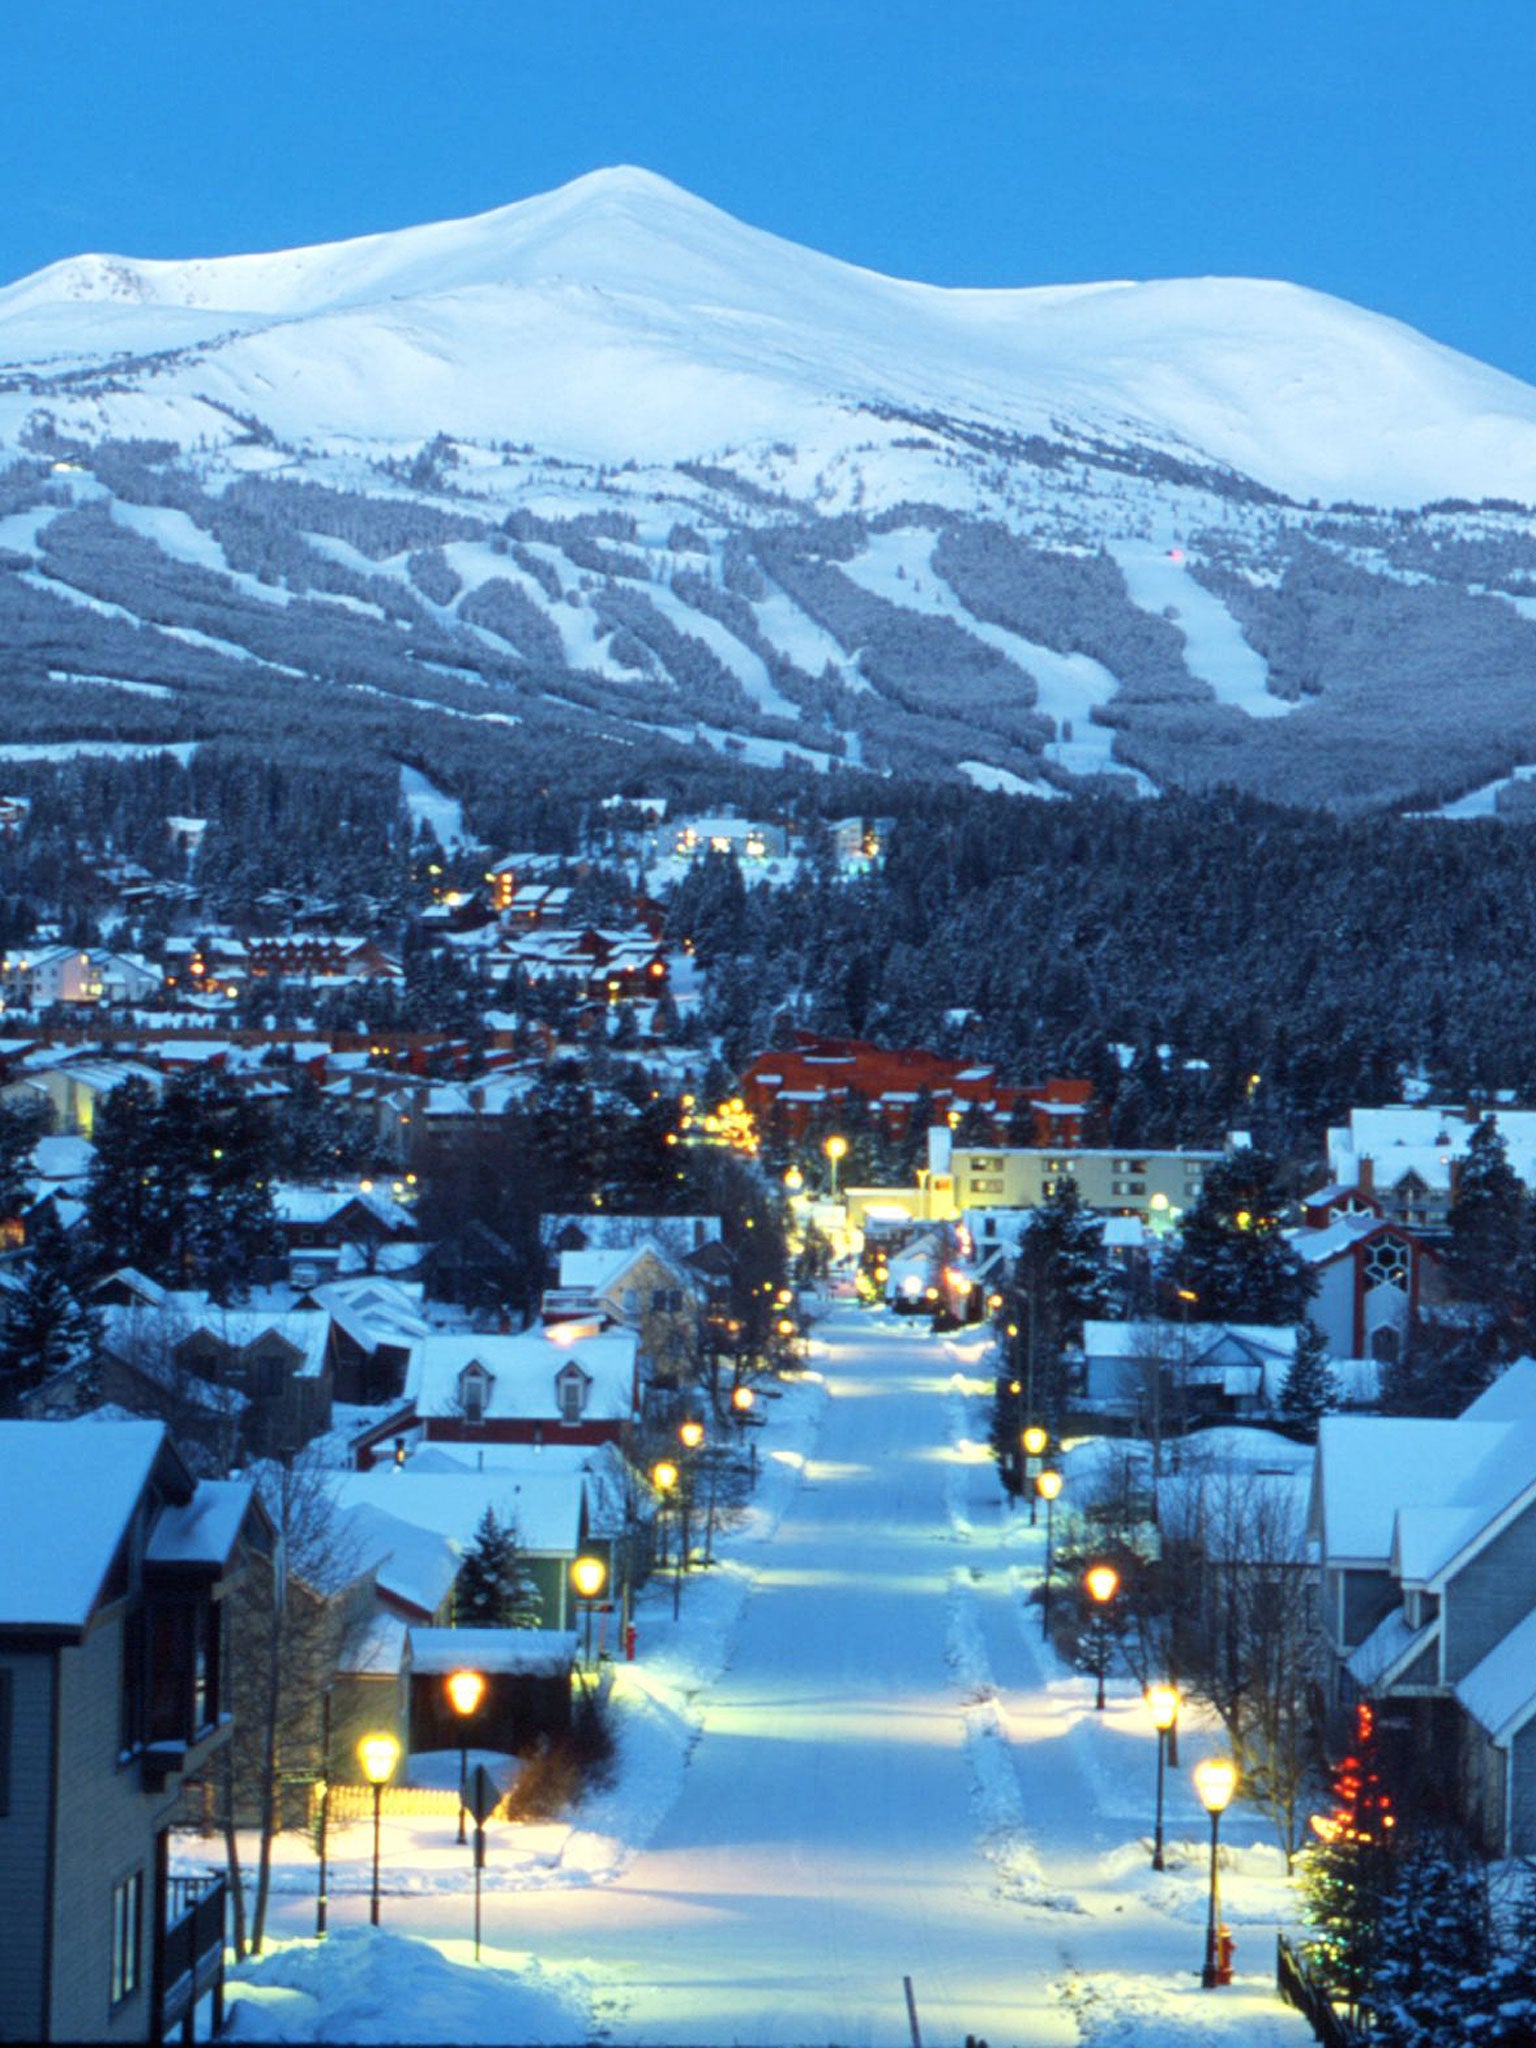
left=338, top=1611, right=407, bottom=1678
left=406, top=1327, right=637, bottom=1425
left=146, top=1478, right=256, bottom=1569
left=557, top=1238, right=689, bottom=1296
left=272, top=1181, right=412, bottom=1231
left=332, top=1465, right=586, bottom=1556
left=30, top=1133, right=95, bottom=1183
left=1315, top=1411, right=1536, bottom=1579
left=334, top=1501, right=460, bottom=1619
left=1080, top=1320, right=1295, bottom=1360
left=1346, top=1607, right=1436, bottom=1691
left=407, top=1626, right=577, bottom=1677
left=1455, top=1607, right=1536, bottom=1743
left=1461, top=1358, right=1536, bottom=1423
left=0, top=1418, right=168, bottom=1629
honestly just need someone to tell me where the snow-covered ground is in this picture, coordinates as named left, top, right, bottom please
left=399, top=765, right=469, bottom=852
left=214, top=1309, right=1310, bottom=2045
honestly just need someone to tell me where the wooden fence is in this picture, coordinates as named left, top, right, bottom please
left=1276, top=1934, right=1369, bottom=2047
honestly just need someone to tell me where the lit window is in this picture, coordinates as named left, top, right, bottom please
left=111, top=1871, right=143, bottom=2007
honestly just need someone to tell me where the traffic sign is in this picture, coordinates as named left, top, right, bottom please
left=465, top=1762, right=501, bottom=1824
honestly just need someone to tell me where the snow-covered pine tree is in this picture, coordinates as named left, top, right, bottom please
left=1370, top=1826, right=1490, bottom=2046
left=1278, top=1317, right=1339, bottom=1439
left=0, top=1208, right=100, bottom=1413
left=456, top=1506, right=516, bottom=1627
left=455, top=1506, right=544, bottom=1628
left=1167, top=1146, right=1316, bottom=1324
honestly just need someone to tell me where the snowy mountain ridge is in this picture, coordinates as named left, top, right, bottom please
left=2, top=168, right=1536, bottom=813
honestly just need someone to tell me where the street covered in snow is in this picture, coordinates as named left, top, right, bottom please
left=220, top=1306, right=1313, bottom=2045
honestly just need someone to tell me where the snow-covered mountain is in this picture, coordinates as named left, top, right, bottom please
left=2, top=167, right=1535, bottom=812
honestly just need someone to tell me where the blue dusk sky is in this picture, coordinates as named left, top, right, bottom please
left=4, top=0, right=1534, bottom=383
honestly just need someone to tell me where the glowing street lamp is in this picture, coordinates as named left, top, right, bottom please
left=357, top=1732, right=401, bottom=1926
left=651, top=1459, right=678, bottom=1574
left=1145, top=1683, right=1181, bottom=1870
left=1036, top=1468, right=1063, bottom=1640
left=1194, top=1755, right=1239, bottom=1987
left=824, top=1133, right=848, bottom=1200
left=445, top=1669, right=485, bottom=1846
left=783, top=1164, right=804, bottom=1194
left=1085, top=1563, right=1120, bottom=1711
left=570, top=1554, right=607, bottom=1665
left=677, top=1420, right=706, bottom=1580
left=1022, top=1424, right=1048, bottom=1523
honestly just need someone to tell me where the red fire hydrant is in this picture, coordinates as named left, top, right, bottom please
left=625, top=1621, right=637, bottom=1662
left=1216, top=1927, right=1235, bottom=1985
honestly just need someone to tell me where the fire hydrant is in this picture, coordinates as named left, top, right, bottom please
left=1216, top=1927, right=1235, bottom=1985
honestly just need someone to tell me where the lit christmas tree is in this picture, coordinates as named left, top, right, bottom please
left=1299, top=1701, right=1398, bottom=2020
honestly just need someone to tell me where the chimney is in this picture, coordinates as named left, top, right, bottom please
left=1358, top=1156, right=1374, bottom=1197
left=928, top=1124, right=952, bottom=1178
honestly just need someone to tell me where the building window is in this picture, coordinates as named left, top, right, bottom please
left=111, top=1871, right=143, bottom=2007
left=559, top=1375, right=585, bottom=1423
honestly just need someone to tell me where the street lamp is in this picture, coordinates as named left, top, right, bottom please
left=1022, top=1424, right=1048, bottom=1524
left=678, top=1419, right=705, bottom=1579
left=824, top=1133, right=848, bottom=1200
left=357, top=1732, right=400, bottom=1926
left=651, top=1460, right=678, bottom=1561
left=1085, top=1563, right=1120, bottom=1711
left=445, top=1669, right=485, bottom=1846
left=1145, top=1683, right=1181, bottom=1870
left=570, top=1554, right=607, bottom=1666
left=1194, top=1754, right=1239, bottom=1988
left=783, top=1164, right=804, bottom=1194
left=1036, top=1468, right=1063, bottom=1640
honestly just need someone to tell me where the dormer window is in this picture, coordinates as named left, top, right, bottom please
left=556, top=1362, right=589, bottom=1424
left=458, top=1361, right=492, bottom=1424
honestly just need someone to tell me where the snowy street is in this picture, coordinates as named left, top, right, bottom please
left=230, top=1307, right=1312, bottom=2045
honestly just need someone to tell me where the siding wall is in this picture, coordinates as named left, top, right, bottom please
left=50, top=1614, right=184, bottom=2044
left=1443, top=1498, right=1536, bottom=1683
left=1513, top=1721, right=1536, bottom=1857
left=1342, top=1567, right=1397, bottom=1649
left=0, top=1650, right=54, bottom=2045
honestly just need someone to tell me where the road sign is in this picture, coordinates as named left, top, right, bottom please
left=465, top=1762, right=501, bottom=1824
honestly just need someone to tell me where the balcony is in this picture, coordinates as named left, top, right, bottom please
left=158, top=1871, right=226, bottom=2042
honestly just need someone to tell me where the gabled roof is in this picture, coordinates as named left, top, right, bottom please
left=1347, top=1607, right=1438, bottom=1692
left=406, top=1326, right=638, bottom=1424
left=1311, top=1415, right=1503, bottom=1561
left=0, top=1419, right=184, bottom=1630
left=1456, top=1608, right=1536, bottom=1744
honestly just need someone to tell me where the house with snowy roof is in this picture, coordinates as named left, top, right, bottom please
left=546, top=1239, right=701, bottom=1391
left=0, top=1419, right=270, bottom=2045
left=1288, top=1187, right=1442, bottom=1367
left=1079, top=1319, right=1299, bottom=1423
left=98, top=1298, right=333, bottom=1462
left=395, top=1324, right=642, bottom=1458
left=1326, top=1104, right=1536, bottom=1233
left=1309, top=1363, right=1536, bottom=1856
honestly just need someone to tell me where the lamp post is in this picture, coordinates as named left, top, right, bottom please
left=570, top=1554, right=607, bottom=1667
left=1036, top=1468, right=1062, bottom=1640
left=824, top=1133, right=848, bottom=1201
left=678, top=1418, right=706, bottom=1580
left=1145, top=1684, right=1181, bottom=1870
left=652, top=1459, right=679, bottom=1613
left=1194, top=1755, right=1239, bottom=1987
left=1085, top=1563, right=1120, bottom=1711
left=357, top=1732, right=400, bottom=1926
left=1022, top=1424, right=1047, bottom=1524
left=445, top=1669, right=485, bottom=1846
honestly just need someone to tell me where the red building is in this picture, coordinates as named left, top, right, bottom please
left=738, top=1033, right=1092, bottom=1147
